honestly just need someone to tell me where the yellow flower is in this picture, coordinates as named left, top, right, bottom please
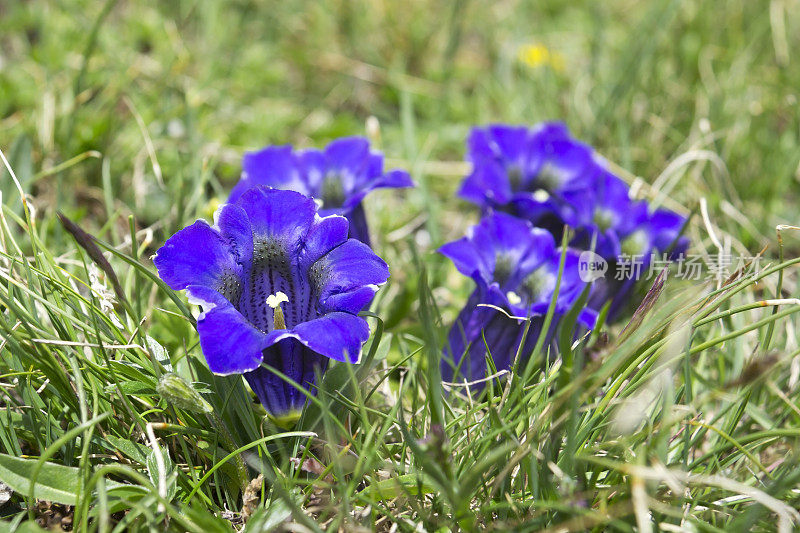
left=518, top=43, right=565, bottom=72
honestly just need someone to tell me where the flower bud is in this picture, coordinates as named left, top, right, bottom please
left=156, top=373, right=213, bottom=414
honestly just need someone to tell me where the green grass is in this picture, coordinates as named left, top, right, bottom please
left=2, top=0, right=800, bottom=530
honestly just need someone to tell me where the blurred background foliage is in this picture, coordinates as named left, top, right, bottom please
left=2, top=0, right=798, bottom=242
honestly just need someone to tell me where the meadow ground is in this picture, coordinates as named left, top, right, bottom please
left=1, top=0, right=800, bottom=531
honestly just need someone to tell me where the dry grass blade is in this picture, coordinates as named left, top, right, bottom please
left=57, top=211, right=126, bottom=305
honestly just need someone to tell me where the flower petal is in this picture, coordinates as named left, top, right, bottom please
left=578, top=308, right=598, bottom=329
left=510, top=194, right=567, bottom=225
left=316, top=239, right=390, bottom=302
left=323, top=136, right=371, bottom=177
left=442, top=294, right=543, bottom=385
left=344, top=203, right=371, bottom=245
left=597, top=172, right=632, bottom=211
left=439, top=236, right=492, bottom=282
left=485, top=124, right=531, bottom=163
left=588, top=275, right=638, bottom=319
left=530, top=249, right=587, bottom=310
left=594, top=228, right=622, bottom=260
left=440, top=212, right=557, bottom=288
left=214, top=203, right=253, bottom=268
left=442, top=290, right=494, bottom=383
left=468, top=124, right=529, bottom=165
left=230, top=145, right=307, bottom=203
left=528, top=124, right=597, bottom=191
left=299, top=214, right=350, bottom=269
left=474, top=212, right=556, bottom=279
left=319, top=285, right=379, bottom=314
left=283, top=312, right=370, bottom=363
left=153, top=219, right=241, bottom=292
left=458, top=162, right=512, bottom=207
left=378, top=168, right=414, bottom=188
left=650, top=209, right=688, bottom=253
left=340, top=167, right=414, bottom=210
left=315, top=200, right=372, bottom=244
left=367, top=152, right=414, bottom=187
left=296, top=149, right=327, bottom=192
left=185, top=286, right=268, bottom=375
left=235, top=187, right=317, bottom=249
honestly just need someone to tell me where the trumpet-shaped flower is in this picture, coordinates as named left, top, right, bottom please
left=457, top=122, right=689, bottom=318
left=563, top=170, right=688, bottom=260
left=559, top=170, right=689, bottom=314
left=439, top=212, right=595, bottom=384
left=458, top=123, right=598, bottom=225
left=154, top=187, right=389, bottom=415
left=229, top=137, right=413, bottom=245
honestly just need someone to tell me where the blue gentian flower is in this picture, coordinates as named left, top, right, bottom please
left=229, top=137, right=413, bottom=246
left=563, top=169, right=688, bottom=260
left=457, top=122, right=689, bottom=318
left=560, top=170, right=689, bottom=314
left=458, top=123, right=597, bottom=227
left=154, top=187, right=390, bottom=415
left=439, top=212, right=596, bottom=384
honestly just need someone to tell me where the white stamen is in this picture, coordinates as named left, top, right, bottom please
left=266, top=291, right=289, bottom=308
left=267, top=292, right=289, bottom=330
left=533, top=189, right=550, bottom=202
left=506, top=291, right=522, bottom=305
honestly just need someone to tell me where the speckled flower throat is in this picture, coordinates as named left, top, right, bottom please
left=237, top=237, right=324, bottom=333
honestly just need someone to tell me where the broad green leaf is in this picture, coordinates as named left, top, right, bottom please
left=146, top=335, right=174, bottom=372
left=104, top=435, right=151, bottom=465
left=243, top=499, right=293, bottom=532
left=104, top=381, right=156, bottom=396
left=0, top=453, right=126, bottom=505
left=0, top=520, right=47, bottom=533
